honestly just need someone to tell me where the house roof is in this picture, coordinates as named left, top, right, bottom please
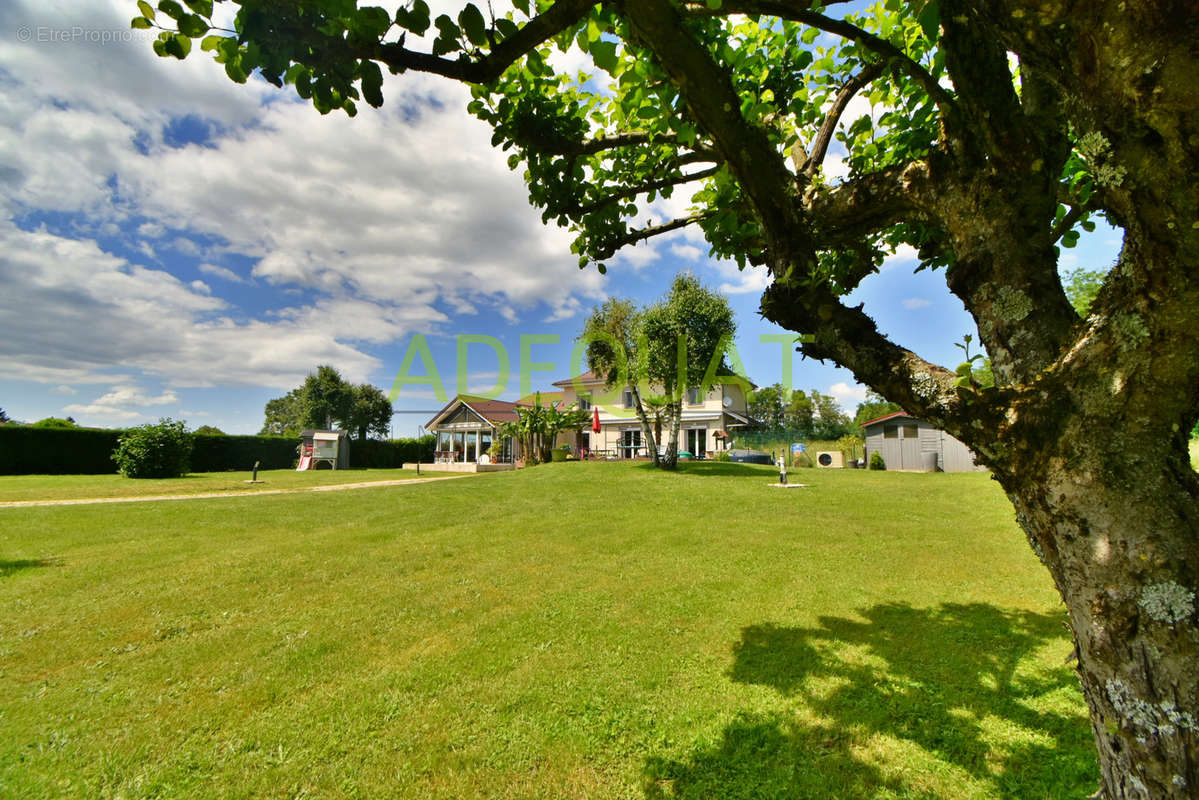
left=516, top=390, right=565, bottom=406
left=552, top=370, right=758, bottom=391
left=860, top=410, right=916, bottom=428
left=425, top=395, right=524, bottom=429
left=551, top=371, right=602, bottom=388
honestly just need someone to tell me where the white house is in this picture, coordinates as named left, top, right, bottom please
left=551, top=371, right=755, bottom=459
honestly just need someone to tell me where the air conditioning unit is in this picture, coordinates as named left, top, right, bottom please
left=815, top=451, right=844, bottom=468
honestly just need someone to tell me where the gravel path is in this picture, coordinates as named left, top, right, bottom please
left=0, top=474, right=473, bottom=509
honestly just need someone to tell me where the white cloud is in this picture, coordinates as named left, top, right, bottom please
left=671, top=242, right=704, bottom=261
left=63, top=383, right=180, bottom=420
left=52, top=384, right=77, bottom=395
left=902, top=297, right=932, bottom=310
left=0, top=0, right=611, bottom=396
left=612, top=240, right=660, bottom=270
left=882, top=243, right=920, bottom=270
left=0, top=221, right=404, bottom=390
left=702, top=257, right=771, bottom=295
left=821, top=153, right=851, bottom=183
left=828, top=381, right=867, bottom=410
left=198, top=263, right=247, bottom=283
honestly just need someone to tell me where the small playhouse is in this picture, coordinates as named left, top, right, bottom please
left=297, top=429, right=351, bottom=470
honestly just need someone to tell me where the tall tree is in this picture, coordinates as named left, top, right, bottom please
left=300, top=365, right=354, bottom=430
left=148, top=3, right=1199, bottom=793
left=345, top=383, right=394, bottom=441
left=581, top=296, right=660, bottom=466
left=1063, top=264, right=1112, bottom=317
left=259, top=388, right=304, bottom=437
left=853, top=390, right=903, bottom=435
left=809, top=391, right=852, bottom=439
left=783, top=390, right=815, bottom=436
left=747, top=384, right=786, bottom=430
left=640, top=272, right=738, bottom=468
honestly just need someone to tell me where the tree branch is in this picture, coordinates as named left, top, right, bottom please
left=1050, top=204, right=1087, bottom=245
left=592, top=212, right=717, bottom=260
left=364, top=0, right=597, bottom=84
left=803, top=60, right=886, bottom=178
left=681, top=2, right=956, bottom=114
left=622, top=0, right=815, bottom=274
left=760, top=278, right=981, bottom=433
left=804, top=159, right=936, bottom=243
left=573, top=166, right=721, bottom=215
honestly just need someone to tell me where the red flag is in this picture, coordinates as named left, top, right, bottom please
left=592, top=406, right=601, bottom=433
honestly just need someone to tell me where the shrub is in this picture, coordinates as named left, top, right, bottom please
left=712, top=450, right=731, bottom=462
left=32, top=417, right=78, bottom=428
left=113, top=418, right=194, bottom=478
left=792, top=451, right=814, bottom=468
left=551, top=448, right=569, bottom=462
left=869, top=451, right=886, bottom=471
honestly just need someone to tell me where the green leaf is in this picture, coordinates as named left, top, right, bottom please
left=183, top=0, right=212, bottom=16
left=706, top=0, right=722, bottom=8
left=200, top=34, right=223, bottom=51
left=360, top=60, right=384, bottom=108
left=355, top=6, right=392, bottom=39
left=917, top=1, right=940, bottom=42
left=395, top=1, right=430, bottom=36
left=163, top=32, right=191, bottom=58
left=131, top=16, right=153, bottom=29
left=137, top=0, right=156, bottom=20
left=157, top=0, right=185, bottom=21
left=591, top=39, right=618, bottom=73
left=224, top=58, right=248, bottom=83
left=801, top=27, right=819, bottom=45
left=458, top=4, right=487, bottom=48
left=177, top=14, right=208, bottom=37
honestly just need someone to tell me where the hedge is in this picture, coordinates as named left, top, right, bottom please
left=349, top=436, right=435, bottom=469
left=0, top=426, right=436, bottom=475
left=191, top=434, right=298, bottom=472
left=0, top=426, right=122, bottom=475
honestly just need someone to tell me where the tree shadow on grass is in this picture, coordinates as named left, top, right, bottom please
left=666, top=462, right=776, bottom=478
left=0, top=557, right=62, bottom=578
left=645, top=603, right=1097, bottom=799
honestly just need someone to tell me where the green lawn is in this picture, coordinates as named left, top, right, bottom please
left=0, top=462, right=1097, bottom=799
left=0, top=467, right=433, bottom=503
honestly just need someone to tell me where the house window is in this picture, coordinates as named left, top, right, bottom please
left=578, top=395, right=591, bottom=411
left=902, top=424, right=919, bottom=439
left=622, top=390, right=634, bottom=409
left=884, top=425, right=899, bottom=439
left=686, top=387, right=702, bottom=405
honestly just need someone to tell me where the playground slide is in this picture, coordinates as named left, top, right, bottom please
left=296, top=455, right=312, bottom=471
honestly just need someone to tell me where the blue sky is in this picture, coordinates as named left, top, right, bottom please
left=0, top=1, right=1120, bottom=436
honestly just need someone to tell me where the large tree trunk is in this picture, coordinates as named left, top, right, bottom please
left=629, top=385, right=659, bottom=466
left=992, top=440, right=1198, bottom=798
left=660, top=399, right=683, bottom=470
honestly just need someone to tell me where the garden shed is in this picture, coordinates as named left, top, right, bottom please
left=862, top=412, right=984, bottom=473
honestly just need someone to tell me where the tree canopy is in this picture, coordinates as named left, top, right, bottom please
left=582, top=272, right=737, bottom=467
left=260, top=367, right=394, bottom=440
left=144, top=2, right=1199, bottom=795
